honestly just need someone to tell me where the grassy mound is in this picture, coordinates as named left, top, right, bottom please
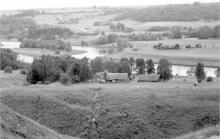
left=0, top=103, right=65, bottom=139
left=1, top=94, right=92, bottom=138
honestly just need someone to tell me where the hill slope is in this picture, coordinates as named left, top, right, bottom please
left=0, top=103, right=78, bottom=139
left=115, top=3, right=220, bottom=22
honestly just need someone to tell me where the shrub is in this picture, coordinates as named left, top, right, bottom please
left=20, top=69, right=26, bottom=74
left=206, top=76, right=213, bottom=82
left=55, top=50, right=60, bottom=54
left=36, top=81, right=43, bottom=84
left=185, top=45, right=192, bottom=48
left=4, top=66, right=12, bottom=73
left=195, top=44, right=202, bottom=48
left=60, top=73, right=70, bottom=84
left=0, top=48, right=19, bottom=70
left=43, top=80, right=51, bottom=85
left=70, top=75, right=80, bottom=83
left=174, top=44, right=181, bottom=49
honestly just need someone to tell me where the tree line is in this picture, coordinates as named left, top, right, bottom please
left=20, top=39, right=72, bottom=52
left=1, top=48, right=218, bottom=84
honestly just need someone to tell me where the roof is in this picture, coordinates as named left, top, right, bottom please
left=136, top=74, right=160, bottom=82
left=106, top=73, right=129, bottom=81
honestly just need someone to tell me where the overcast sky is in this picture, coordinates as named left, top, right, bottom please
left=0, top=0, right=219, bottom=10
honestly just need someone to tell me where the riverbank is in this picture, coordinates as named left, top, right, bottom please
left=12, top=48, right=87, bottom=57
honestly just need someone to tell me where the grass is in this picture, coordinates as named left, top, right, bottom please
left=0, top=71, right=219, bottom=138
left=0, top=70, right=27, bottom=88
left=12, top=48, right=86, bottom=57
left=173, top=124, right=220, bottom=139
left=0, top=103, right=79, bottom=139
left=106, top=39, right=220, bottom=67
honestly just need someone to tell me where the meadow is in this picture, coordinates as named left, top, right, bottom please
left=106, top=39, right=220, bottom=67
left=0, top=70, right=219, bottom=138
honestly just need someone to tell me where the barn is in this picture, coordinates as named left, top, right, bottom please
left=106, top=73, right=130, bottom=82
left=136, top=74, right=160, bottom=82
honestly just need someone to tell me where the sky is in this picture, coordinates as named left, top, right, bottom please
left=0, top=0, right=219, bottom=10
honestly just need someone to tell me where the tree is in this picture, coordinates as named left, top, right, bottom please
left=67, top=62, right=81, bottom=83
left=104, top=60, right=119, bottom=73
left=129, top=57, right=135, bottom=67
left=0, top=48, right=19, bottom=70
left=215, top=67, right=220, bottom=78
left=90, top=57, right=105, bottom=73
left=146, top=59, right=155, bottom=74
left=119, top=61, right=131, bottom=76
left=120, top=57, right=129, bottom=62
left=195, top=63, right=206, bottom=83
left=136, top=58, right=145, bottom=74
left=79, top=62, right=92, bottom=81
left=157, top=59, right=172, bottom=81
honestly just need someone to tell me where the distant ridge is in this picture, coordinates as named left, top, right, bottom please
left=114, top=2, right=220, bottom=22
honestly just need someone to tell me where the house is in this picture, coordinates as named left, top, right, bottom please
left=106, top=73, right=130, bottom=82
left=136, top=74, right=160, bottom=82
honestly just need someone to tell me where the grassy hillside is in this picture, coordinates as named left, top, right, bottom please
left=174, top=124, right=220, bottom=139
left=0, top=103, right=78, bottom=139
left=115, top=3, right=220, bottom=22
left=0, top=71, right=219, bottom=138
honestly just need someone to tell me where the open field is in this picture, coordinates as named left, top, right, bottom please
left=33, top=11, right=117, bottom=33
left=0, top=71, right=219, bottom=138
left=112, top=19, right=220, bottom=31
left=12, top=48, right=86, bottom=57
left=106, top=39, right=220, bottom=67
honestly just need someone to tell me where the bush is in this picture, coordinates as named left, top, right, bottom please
left=185, top=45, right=192, bottom=48
left=60, top=73, right=70, bottom=84
left=4, top=66, right=12, bottom=73
left=20, top=69, right=26, bottom=74
left=55, top=50, right=60, bottom=54
left=36, top=81, right=43, bottom=84
left=43, top=80, right=51, bottom=85
left=206, top=76, right=213, bottom=82
left=195, top=44, right=202, bottom=48
left=0, top=48, right=19, bottom=70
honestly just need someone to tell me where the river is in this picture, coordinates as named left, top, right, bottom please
left=0, top=41, right=217, bottom=77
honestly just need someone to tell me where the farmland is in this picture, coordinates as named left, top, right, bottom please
left=0, top=70, right=219, bottom=138
left=0, top=2, right=220, bottom=139
left=106, top=39, right=220, bottom=67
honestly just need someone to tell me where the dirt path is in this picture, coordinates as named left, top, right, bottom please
left=87, top=89, right=99, bottom=139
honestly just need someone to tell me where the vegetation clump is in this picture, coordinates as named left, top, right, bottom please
left=4, top=66, right=13, bottom=73
left=21, top=39, right=72, bottom=52
left=157, top=59, right=172, bottom=81
left=20, top=69, right=26, bottom=75
left=195, top=63, right=206, bottom=83
left=59, top=73, right=70, bottom=84
left=0, top=48, right=20, bottom=70
left=206, top=76, right=213, bottom=82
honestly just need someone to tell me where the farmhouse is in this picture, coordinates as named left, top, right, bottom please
left=95, top=72, right=130, bottom=82
left=106, top=73, right=130, bottom=82
left=136, top=74, right=160, bottom=82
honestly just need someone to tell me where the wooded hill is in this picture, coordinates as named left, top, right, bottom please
left=115, top=2, right=220, bottom=22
